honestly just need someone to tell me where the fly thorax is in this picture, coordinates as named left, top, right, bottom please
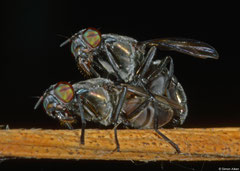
left=74, top=79, right=115, bottom=126
left=103, top=35, right=139, bottom=83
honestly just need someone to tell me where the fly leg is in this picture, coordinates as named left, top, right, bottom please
left=76, top=56, right=100, bottom=78
left=0, top=125, right=9, bottom=129
left=148, top=56, right=174, bottom=86
left=134, top=46, right=156, bottom=93
left=137, top=46, right=157, bottom=79
left=119, top=87, right=180, bottom=153
left=146, top=56, right=175, bottom=101
left=149, top=56, right=181, bottom=153
left=152, top=56, right=188, bottom=126
left=75, top=96, right=86, bottom=145
left=55, top=111, right=74, bottom=129
left=137, top=46, right=157, bottom=78
left=65, top=122, right=74, bottom=130
left=103, top=44, right=124, bottom=82
left=137, top=53, right=174, bottom=91
left=112, top=86, right=127, bottom=152
left=153, top=102, right=181, bottom=153
left=135, top=47, right=174, bottom=108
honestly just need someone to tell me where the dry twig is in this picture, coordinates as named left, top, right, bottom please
left=0, top=128, right=240, bottom=161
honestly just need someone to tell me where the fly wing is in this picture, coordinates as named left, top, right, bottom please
left=123, top=84, right=184, bottom=110
left=140, top=38, right=219, bottom=59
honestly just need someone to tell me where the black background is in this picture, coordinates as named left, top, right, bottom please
left=1, top=1, right=240, bottom=170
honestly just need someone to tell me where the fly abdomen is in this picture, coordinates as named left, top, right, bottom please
left=123, top=98, right=174, bottom=129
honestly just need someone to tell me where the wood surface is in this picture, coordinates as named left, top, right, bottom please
left=0, top=128, right=240, bottom=161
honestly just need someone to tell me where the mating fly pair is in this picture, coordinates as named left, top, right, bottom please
left=35, top=28, right=219, bottom=153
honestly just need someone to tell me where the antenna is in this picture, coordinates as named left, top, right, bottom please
left=34, top=96, right=44, bottom=110
left=59, top=32, right=80, bottom=47
left=60, top=38, right=71, bottom=47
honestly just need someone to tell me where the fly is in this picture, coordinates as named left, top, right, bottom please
left=35, top=60, right=187, bottom=153
left=59, top=28, right=217, bottom=124
left=60, top=27, right=218, bottom=84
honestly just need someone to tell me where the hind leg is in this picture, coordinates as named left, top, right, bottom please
left=153, top=101, right=181, bottom=153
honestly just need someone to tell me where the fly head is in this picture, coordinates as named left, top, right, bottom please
left=35, top=82, right=76, bottom=125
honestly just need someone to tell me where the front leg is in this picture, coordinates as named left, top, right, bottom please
left=103, top=44, right=124, bottom=82
left=75, top=95, right=87, bottom=145
left=76, top=56, right=100, bottom=78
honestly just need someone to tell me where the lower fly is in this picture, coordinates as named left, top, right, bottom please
left=35, top=69, right=187, bottom=153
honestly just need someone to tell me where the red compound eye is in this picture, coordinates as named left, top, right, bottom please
left=54, top=82, right=74, bottom=103
left=82, top=28, right=101, bottom=48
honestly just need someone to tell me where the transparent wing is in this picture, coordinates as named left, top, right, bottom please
left=123, top=84, right=184, bottom=110
left=140, top=38, right=219, bottom=59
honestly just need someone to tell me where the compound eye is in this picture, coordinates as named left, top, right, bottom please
left=82, top=28, right=101, bottom=48
left=54, top=82, right=74, bottom=103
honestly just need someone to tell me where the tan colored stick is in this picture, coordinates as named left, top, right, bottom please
left=0, top=128, right=240, bottom=161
